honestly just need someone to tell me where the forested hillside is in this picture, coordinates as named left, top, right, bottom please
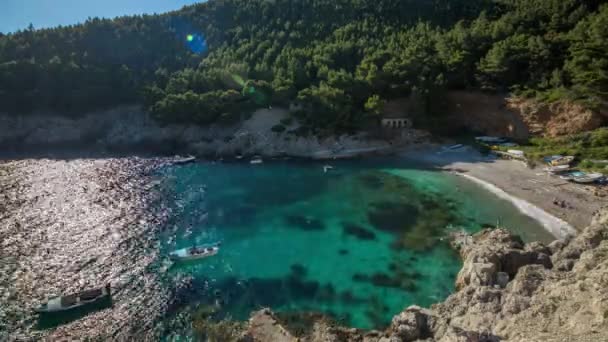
left=0, top=0, right=606, bottom=132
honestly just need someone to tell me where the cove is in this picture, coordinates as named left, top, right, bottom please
left=157, top=158, right=553, bottom=330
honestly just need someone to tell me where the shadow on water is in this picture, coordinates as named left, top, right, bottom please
left=35, top=296, right=113, bottom=330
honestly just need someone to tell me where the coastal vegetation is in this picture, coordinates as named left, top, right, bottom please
left=0, top=0, right=607, bottom=133
left=513, top=127, right=608, bottom=171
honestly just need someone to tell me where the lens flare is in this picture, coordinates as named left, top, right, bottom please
left=185, top=33, right=208, bottom=54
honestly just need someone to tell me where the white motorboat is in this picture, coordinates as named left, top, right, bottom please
left=173, top=156, right=196, bottom=165
left=170, top=245, right=220, bottom=262
left=323, top=165, right=334, bottom=173
left=35, top=284, right=111, bottom=313
left=250, top=156, right=263, bottom=164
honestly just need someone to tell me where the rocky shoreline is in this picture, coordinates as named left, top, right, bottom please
left=0, top=106, right=428, bottom=160
left=236, top=208, right=608, bottom=342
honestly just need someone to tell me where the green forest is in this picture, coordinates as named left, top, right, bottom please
left=0, top=0, right=607, bottom=132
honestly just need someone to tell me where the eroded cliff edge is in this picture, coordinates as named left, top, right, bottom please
left=237, top=208, right=608, bottom=342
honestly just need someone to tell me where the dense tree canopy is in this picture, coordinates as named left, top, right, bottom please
left=0, top=0, right=606, bottom=131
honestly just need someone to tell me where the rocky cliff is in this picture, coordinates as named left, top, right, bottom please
left=0, top=106, right=427, bottom=158
left=445, top=91, right=605, bottom=140
left=383, top=92, right=605, bottom=140
left=237, top=208, right=608, bottom=342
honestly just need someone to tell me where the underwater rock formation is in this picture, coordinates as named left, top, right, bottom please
left=235, top=208, right=608, bottom=341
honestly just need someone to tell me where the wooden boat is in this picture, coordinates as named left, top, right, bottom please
left=170, top=245, right=220, bottom=262
left=543, top=165, right=571, bottom=174
left=550, top=156, right=574, bottom=166
left=35, top=284, right=111, bottom=313
left=173, top=156, right=196, bottom=165
left=572, top=173, right=604, bottom=184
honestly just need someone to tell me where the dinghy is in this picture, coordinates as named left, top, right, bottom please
left=507, top=149, right=525, bottom=158
left=543, top=165, right=571, bottom=174
left=549, top=156, right=574, bottom=166
left=35, top=284, right=111, bottom=313
left=170, top=245, right=220, bottom=262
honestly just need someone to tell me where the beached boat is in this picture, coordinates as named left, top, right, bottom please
left=475, top=136, right=506, bottom=144
left=250, top=156, right=263, bottom=164
left=507, top=149, right=525, bottom=158
left=170, top=245, right=220, bottom=262
left=544, top=165, right=571, bottom=174
left=550, top=156, right=574, bottom=166
left=35, top=284, right=111, bottom=313
left=572, top=173, right=604, bottom=184
left=173, top=156, right=196, bottom=165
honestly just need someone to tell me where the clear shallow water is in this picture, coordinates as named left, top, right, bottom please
left=158, top=158, right=553, bottom=330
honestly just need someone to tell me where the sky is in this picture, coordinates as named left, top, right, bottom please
left=0, top=0, right=203, bottom=33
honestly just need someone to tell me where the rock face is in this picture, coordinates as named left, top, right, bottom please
left=0, top=106, right=428, bottom=158
left=239, top=209, right=608, bottom=341
left=445, top=91, right=605, bottom=139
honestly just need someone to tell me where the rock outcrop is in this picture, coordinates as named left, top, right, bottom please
left=444, top=91, right=605, bottom=140
left=237, top=209, right=608, bottom=341
left=0, top=106, right=428, bottom=159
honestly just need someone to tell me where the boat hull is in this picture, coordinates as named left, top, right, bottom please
left=35, top=285, right=111, bottom=313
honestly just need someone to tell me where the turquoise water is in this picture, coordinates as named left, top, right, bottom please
left=157, top=159, right=553, bottom=330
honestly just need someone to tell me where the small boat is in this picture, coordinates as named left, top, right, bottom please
left=507, top=149, right=525, bottom=157
left=170, top=245, right=220, bottom=262
left=250, top=156, right=263, bottom=165
left=499, top=142, right=518, bottom=148
left=544, top=165, right=571, bottom=174
left=475, top=136, right=506, bottom=144
left=173, top=156, right=196, bottom=165
left=549, top=156, right=574, bottom=166
left=441, top=144, right=466, bottom=152
left=35, top=284, right=111, bottom=313
left=323, top=165, right=334, bottom=173
left=572, top=173, right=604, bottom=184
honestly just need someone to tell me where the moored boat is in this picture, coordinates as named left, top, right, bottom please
left=170, top=244, right=220, bottom=262
left=35, top=284, right=111, bottom=313
left=173, top=156, right=196, bottom=165
left=323, top=165, right=334, bottom=173
left=250, top=156, right=263, bottom=164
